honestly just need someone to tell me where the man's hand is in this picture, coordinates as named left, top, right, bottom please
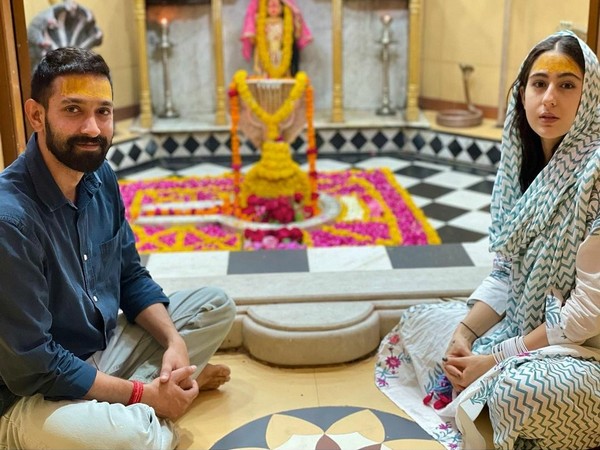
left=134, top=304, right=194, bottom=389
left=143, top=365, right=199, bottom=420
left=159, top=336, right=193, bottom=389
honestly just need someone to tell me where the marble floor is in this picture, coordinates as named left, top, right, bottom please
left=178, top=352, right=460, bottom=450
left=118, top=151, right=498, bottom=449
left=121, top=154, right=497, bottom=276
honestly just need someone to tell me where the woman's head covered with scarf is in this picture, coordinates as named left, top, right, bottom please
left=510, top=32, right=589, bottom=192
left=488, top=31, right=600, bottom=322
left=490, top=31, right=600, bottom=252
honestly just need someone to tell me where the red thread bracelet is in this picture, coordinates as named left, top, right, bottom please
left=127, top=380, right=144, bottom=405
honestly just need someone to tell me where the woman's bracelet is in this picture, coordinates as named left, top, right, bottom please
left=459, top=321, right=480, bottom=339
left=491, top=336, right=529, bottom=365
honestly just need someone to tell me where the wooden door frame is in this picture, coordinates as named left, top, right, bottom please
left=588, top=0, right=600, bottom=55
left=0, top=0, right=30, bottom=168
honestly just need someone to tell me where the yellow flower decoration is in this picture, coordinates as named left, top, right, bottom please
left=233, top=69, right=307, bottom=140
left=241, top=141, right=310, bottom=204
left=256, top=0, right=294, bottom=78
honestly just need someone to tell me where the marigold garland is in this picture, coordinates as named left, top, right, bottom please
left=228, top=82, right=242, bottom=215
left=256, top=0, right=294, bottom=78
left=233, top=69, right=307, bottom=140
left=241, top=145, right=310, bottom=203
left=230, top=69, right=315, bottom=213
left=304, top=83, right=318, bottom=213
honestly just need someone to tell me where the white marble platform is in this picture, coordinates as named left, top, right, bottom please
left=154, top=266, right=489, bottom=365
left=132, top=109, right=430, bottom=134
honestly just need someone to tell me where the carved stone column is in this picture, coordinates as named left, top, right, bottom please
left=405, top=0, right=422, bottom=122
left=134, top=0, right=153, bottom=129
left=331, top=0, right=344, bottom=123
left=211, top=0, right=227, bottom=125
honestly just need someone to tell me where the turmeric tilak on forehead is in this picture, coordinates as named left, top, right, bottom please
left=58, top=75, right=112, bottom=100
left=531, top=52, right=582, bottom=77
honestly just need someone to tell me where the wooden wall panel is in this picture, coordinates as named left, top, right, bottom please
left=0, top=0, right=30, bottom=168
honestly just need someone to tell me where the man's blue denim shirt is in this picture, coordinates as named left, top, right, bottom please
left=0, top=135, right=169, bottom=403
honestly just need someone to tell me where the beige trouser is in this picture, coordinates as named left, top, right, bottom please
left=0, top=287, right=236, bottom=450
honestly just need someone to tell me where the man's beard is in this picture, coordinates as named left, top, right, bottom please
left=44, top=117, right=111, bottom=173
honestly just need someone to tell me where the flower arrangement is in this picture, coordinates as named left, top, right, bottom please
left=255, top=0, right=294, bottom=78
left=232, top=69, right=307, bottom=141
left=228, top=69, right=318, bottom=214
left=240, top=193, right=311, bottom=250
left=241, top=193, right=313, bottom=223
left=243, top=227, right=304, bottom=250
left=119, top=168, right=441, bottom=254
left=240, top=140, right=311, bottom=207
left=228, top=82, right=242, bottom=215
left=304, top=83, right=319, bottom=213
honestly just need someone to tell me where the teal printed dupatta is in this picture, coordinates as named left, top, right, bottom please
left=482, top=30, right=600, bottom=347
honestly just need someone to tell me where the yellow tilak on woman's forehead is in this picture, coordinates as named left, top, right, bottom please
left=531, top=52, right=582, bottom=76
left=59, top=75, right=112, bottom=99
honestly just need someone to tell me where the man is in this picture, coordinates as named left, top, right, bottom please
left=0, top=47, right=236, bottom=449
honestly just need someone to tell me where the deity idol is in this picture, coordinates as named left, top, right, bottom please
left=241, top=0, right=312, bottom=78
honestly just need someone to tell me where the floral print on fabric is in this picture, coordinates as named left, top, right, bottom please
left=375, top=302, right=469, bottom=450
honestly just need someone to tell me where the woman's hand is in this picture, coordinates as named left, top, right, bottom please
left=442, top=322, right=479, bottom=391
left=441, top=301, right=502, bottom=391
left=445, top=330, right=474, bottom=359
left=443, top=354, right=495, bottom=391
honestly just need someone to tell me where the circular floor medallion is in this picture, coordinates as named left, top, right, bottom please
left=209, top=405, right=434, bottom=449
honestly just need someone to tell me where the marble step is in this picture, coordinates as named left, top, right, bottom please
left=155, top=266, right=489, bottom=366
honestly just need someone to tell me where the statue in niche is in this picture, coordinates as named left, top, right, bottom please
left=27, top=0, right=103, bottom=70
left=241, top=0, right=312, bottom=78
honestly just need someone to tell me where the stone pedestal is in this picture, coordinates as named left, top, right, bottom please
left=153, top=266, right=489, bottom=366
left=244, top=302, right=380, bottom=365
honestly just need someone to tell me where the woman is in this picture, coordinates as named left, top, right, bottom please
left=376, top=30, right=600, bottom=450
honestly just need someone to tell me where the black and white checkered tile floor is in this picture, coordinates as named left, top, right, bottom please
left=119, top=154, right=496, bottom=276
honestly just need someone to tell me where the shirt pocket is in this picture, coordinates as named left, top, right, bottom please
left=95, top=228, right=122, bottom=293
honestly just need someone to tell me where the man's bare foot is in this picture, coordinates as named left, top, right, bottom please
left=196, top=363, right=231, bottom=390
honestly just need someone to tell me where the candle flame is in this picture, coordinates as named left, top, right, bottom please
left=161, top=17, right=167, bottom=25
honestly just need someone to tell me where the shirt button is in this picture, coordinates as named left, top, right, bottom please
left=83, top=254, right=88, bottom=261
left=93, top=296, right=98, bottom=302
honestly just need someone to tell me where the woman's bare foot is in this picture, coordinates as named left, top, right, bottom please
left=196, top=363, right=231, bottom=390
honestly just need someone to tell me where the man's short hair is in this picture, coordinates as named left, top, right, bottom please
left=31, top=47, right=112, bottom=108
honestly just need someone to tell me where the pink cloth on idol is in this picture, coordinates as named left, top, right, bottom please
left=241, top=0, right=313, bottom=61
